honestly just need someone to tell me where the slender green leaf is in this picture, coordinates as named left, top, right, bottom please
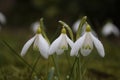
left=76, top=16, right=87, bottom=40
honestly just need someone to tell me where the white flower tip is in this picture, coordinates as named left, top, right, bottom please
left=48, top=51, right=54, bottom=55
left=100, top=52, right=105, bottom=58
left=70, top=50, right=74, bottom=56
left=70, top=49, right=78, bottom=57
left=0, top=12, right=6, bottom=24
left=70, top=46, right=77, bottom=56
left=30, top=21, right=40, bottom=33
left=43, top=55, right=49, bottom=59
left=70, top=51, right=79, bottom=57
left=70, top=50, right=76, bottom=56
left=70, top=54, right=74, bottom=56
left=20, top=52, right=25, bottom=57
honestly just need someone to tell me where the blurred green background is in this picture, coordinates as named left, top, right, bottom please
left=0, top=0, right=120, bottom=80
left=1, top=0, right=120, bottom=29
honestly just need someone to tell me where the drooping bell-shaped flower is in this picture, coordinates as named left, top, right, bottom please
left=0, top=12, right=6, bottom=31
left=102, top=22, right=120, bottom=37
left=49, top=27, right=74, bottom=55
left=21, top=27, right=49, bottom=59
left=0, top=12, right=6, bottom=24
left=30, top=21, right=40, bottom=33
left=71, top=24, right=105, bottom=57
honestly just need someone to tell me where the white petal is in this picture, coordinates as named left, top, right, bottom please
left=81, top=32, right=93, bottom=56
left=112, top=25, right=120, bottom=37
left=49, top=34, right=62, bottom=55
left=58, top=34, right=68, bottom=51
left=72, top=19, right=80, bottom=32
left=102, top=22, right=120, bottom=37
left=81, top=48, right=92, bottom=56
left=33, top=35, right=39, bottom=50
left=52, top=34, right=70, bottom=55
left=102, top=23, right=113, bottom=36
left=0, top=12, right=6, bottom=24
left=30, top=21, right=40, bottom=33
left=70, top=33, right=86, bottom=56
left=56, top=34, right=73, bottom=55
left=38, top=34, right=49, bottom=59
left=66, top=35, right=74, bottom=48
left=90, top=33, right=105, bottom=57
left=56, top=49, right=64, bottom=55
left=21, top=36, right=35, bottom=56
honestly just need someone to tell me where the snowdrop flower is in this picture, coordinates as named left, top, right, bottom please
left=0, top=12, right=6, bottom=24
left=71, top=24, right=105, bottom=57
left=21, top=27, right=49, bottom=59
left=49, top=27, right=74, bottom=55
left=30, top=21, right=40, bottom=33
left=0, top=12, right=6, bottom=31
left=102, top=22, right=120, bottom=37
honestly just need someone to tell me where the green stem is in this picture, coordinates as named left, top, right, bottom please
left=40, top=18, right=50, bottom=44
left=30, top=55, right=40, bottom=78
left=78, top=57, right=81, bottom=80
left=79, top=55, right=85, bottom=80
left=47, top=67, right=55, bottom=80
left=68, top=57, right=77, bottom=80
left=51, top=55, right=60, bottom=80
left=76, top=16, right=87, bottom=40
left=65, top=52, right=71, bottom=67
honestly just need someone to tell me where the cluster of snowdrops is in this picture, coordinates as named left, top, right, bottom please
left=20, top=16, right=105, bottom=59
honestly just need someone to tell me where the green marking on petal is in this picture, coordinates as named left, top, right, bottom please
left=60, top=46, right=68, bottom=50
left=82, top=45, right=92, bottom=50
left=33, top=46, right=39, bottom=51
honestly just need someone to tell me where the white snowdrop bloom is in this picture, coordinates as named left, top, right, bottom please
left=49, top=27, right=74, bottom=55
left=71, top=24, right=105, bottom=57
left=0, top=12, right=6, bottom=24
left=21, top=27, right=49, bottom=59
left=30, top=21, right=40, bottom=33
left=102, top=22, right=120, bottom=37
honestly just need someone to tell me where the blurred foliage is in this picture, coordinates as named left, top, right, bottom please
left=0, top=0, right=120, bottom=30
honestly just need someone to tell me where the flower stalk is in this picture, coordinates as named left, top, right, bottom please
left=76, top=16, right=87, bottom=40
left=40, top=18, right=50, bottom=44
